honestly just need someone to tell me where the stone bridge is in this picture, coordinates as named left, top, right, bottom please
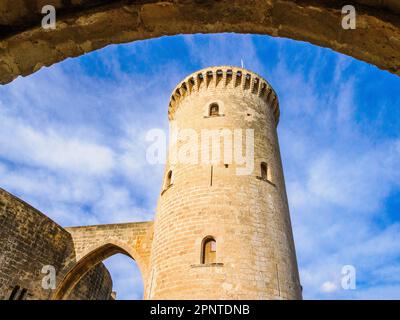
left=53, top=221, right=154, bottom=300
left=0, top=0, right=399, bottom=85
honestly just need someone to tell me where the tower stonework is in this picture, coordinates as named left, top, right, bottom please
left=146, top=66, right=302, bottom=299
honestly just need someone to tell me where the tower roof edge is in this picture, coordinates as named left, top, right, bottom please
left=168, top=66, right=280, bottom=125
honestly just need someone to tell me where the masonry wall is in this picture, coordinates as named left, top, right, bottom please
left=69, top=264, right=113, bottom=300
left=0, top=188, right=113, bottom=300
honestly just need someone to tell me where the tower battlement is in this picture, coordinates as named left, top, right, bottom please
left=168, top=66, right=280, bottom=124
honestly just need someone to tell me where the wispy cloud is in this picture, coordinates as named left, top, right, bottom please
left=0, top=113, right=115, bottom=175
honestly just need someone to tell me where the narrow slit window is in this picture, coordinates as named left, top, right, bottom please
left=261, top=162, right=268, bottom=181
left=166, top=170, right=172, bottom=188
left=210, top=165, right=213, bottom=186
left=209, top=103, right=219, bottom=117
left=18, top=288, right=27, bottom=300
left=201, top=237, right=217, bottom=264
left=8, top=285, right=20, bottom=300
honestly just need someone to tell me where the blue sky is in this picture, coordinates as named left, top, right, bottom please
left=0, top=33, right=399, bottom=300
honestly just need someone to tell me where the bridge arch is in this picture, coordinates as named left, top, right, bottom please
left=53, top=240, right=146, bottom=300
left=51, top=221, right=153, bottom=300
left=0, top=0, right=399, bottom=85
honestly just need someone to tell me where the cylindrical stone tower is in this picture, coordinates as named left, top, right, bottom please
left=146, top=66, right=302, bottom=300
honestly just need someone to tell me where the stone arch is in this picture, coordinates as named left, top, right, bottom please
left=53, top=240, right=146, bottom=300
left=0, top=1, right=399, bottom=85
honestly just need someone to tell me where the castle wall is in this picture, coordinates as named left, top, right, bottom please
left=147, top=66, right=302, bottom=300
left=0, top=188, right=113, bottom=300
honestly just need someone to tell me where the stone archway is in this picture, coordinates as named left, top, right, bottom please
left=53, top=241, right=145, bottom=300
left=0, top=0, right=399, bottom=85
left=52, top=222, right=153, bottom=300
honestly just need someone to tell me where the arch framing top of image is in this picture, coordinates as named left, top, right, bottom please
left=0, top=0, right=399, bottom=84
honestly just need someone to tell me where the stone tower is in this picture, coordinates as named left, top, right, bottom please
left=146, top=66, right=302, bottom=300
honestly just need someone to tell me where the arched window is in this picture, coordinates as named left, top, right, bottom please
left=165, top=170, right=172, bottom=187
left=209, top=103, right=219, bottom=117
left=201, top=236, right=217, bottom=264
left=261, top=162, right=268, bottom=181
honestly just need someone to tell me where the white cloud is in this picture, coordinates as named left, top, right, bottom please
left=0, top=114, right=115, bottom=175
left=183, top=34, right=264, bottom=71
left=321, top=281, right=338, bottom=293
left=306, top=144, right=400, bottom=212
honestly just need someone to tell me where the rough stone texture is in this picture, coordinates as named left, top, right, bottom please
left=68, top=264, right=113, bottom=300
left=0, top=0, right=399, bottom=85
left=146, top=66, right=302, bottom=300
left=0, top=188, right=113, bottom=300
left=53, top=221, right=153, bottom=299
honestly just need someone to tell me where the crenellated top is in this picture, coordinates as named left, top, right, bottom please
left=168, top=66, right=280, bottom=124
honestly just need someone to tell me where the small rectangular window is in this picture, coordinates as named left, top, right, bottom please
left=261, top=162, right=268, bottom=181
left=209, top=103, right=219, bottom=117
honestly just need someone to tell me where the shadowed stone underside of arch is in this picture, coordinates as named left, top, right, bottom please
left=0, top=0, right=399, bottom=85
